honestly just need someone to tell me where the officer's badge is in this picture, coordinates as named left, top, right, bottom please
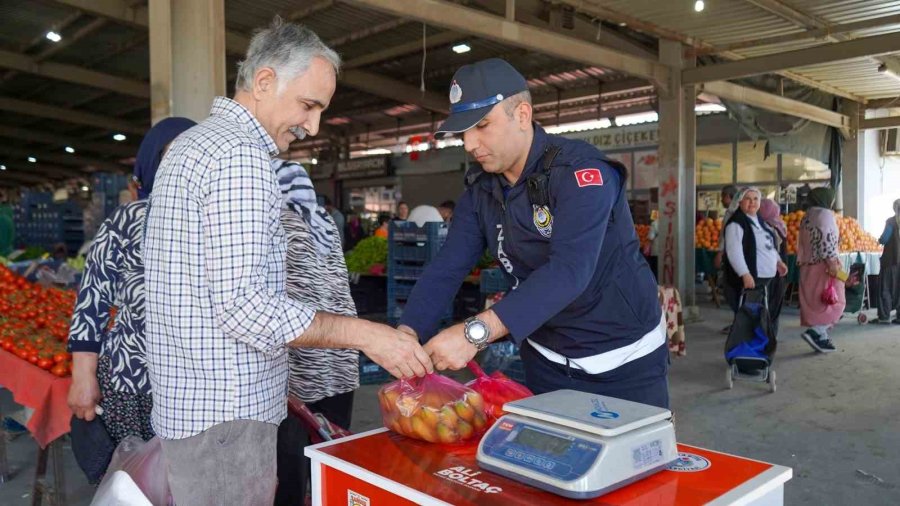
left=449, top=80, right=462, bottom=104
left=533, top=205, right=553, bottom=238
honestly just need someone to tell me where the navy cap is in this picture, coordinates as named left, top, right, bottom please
left=435, top=58, right=529, bottom=139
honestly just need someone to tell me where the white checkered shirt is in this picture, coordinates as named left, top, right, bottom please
left=143, top=96, right=316, bottom=439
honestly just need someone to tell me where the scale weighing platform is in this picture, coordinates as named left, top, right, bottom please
left=305, top=390, right=792, bottom=506
left=476, top=390, right=678, bottom=499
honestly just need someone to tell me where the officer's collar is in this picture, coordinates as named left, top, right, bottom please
left=464, top=123, right=549, bottom=190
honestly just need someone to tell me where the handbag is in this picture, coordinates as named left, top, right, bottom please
left=70, top=415, right=117, bottom=485
left=821, top=276, right=839, bottom=305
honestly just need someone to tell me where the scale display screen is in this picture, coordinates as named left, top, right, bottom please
left=513, top=427, right=572, bottom=456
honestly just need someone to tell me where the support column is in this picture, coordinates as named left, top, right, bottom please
left=657, top=40, right=698, bottom=318
left=839, top=101, right=863, bottom=220
left=149, top=0, right=226, bottom=124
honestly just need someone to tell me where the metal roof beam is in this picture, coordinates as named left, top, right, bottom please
left=860, top=116, right=900, bottom=130
left=0, top=171, right=53, bottom=185
left=344, top=0, right=669, bottom=87
left=743, top=0, right=825, bottom=30
left=701, top=81, right=849, bottom=131
left=0, top=97, right=145, bottom=135
left=684, top=32, right=900, bottom=85
left=51, top=0, right=149, bottom=27
left=0, top=125, right=134, bottom=158
left=0, top=49, right=149, bottom=98
left=0, top=147, right=126, bottom=172
left=865, top=97, right=900, bottom=110
left=344, top=31, right=463, bottom=69
left=340, top=70, right=448, bottom=114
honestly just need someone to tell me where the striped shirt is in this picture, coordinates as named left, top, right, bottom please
left=281, top=209, right=359, bottom=403
left=143, top=96, right=316, bottom=440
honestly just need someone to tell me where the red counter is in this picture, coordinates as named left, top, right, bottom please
left=306, top=429, right=791, bottom=506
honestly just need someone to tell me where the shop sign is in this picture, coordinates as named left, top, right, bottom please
left=335, top=155, right=391, bottom=180
left=569, top=124, right=659, bottom=150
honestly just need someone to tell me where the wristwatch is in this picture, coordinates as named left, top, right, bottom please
left=464, top=317, right=491, bottom=351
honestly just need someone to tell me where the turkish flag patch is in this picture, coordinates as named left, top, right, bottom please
left=574, top=168, right=603, bottom=187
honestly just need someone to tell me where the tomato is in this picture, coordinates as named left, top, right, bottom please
left=36, top=358, right=53, bottom=370
left=50, top=364, right=68, bottom=377
left=53, top=352, right=68, bottom=364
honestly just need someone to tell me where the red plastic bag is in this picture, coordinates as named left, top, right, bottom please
left=821, top=276, right=839, bottom=305
left=465, top=361, right=533, bottom=426
left=378, top=373, right=487, bottom=444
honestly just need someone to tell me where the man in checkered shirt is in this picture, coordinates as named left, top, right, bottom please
left=143, top=18, right=432, bottom=505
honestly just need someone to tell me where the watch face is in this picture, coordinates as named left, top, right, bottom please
left=468, top=322, right=487, bottom=341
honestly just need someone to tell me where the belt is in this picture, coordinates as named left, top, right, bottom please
left=526, top=314, right=667, bottom=375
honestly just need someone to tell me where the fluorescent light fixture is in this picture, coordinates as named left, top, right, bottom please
left=614, top=111, right=659, bottom=126
left=695, top=103, right=726, bottom=113
left=694, top=0, right=705, bottom=12
left=310, top=157, right=318, bottom=165
left=46, top=31, right=62, bottom=42
left=27, top=156, right=37, bottom=163
left=352, top=148, right=392, bottom=158
left=113, top=133, right=126, bottom=141
left=452, top=43, right=471, bottom=54
left=0, top=165, right=6, bottom=171
left=65, top=146, right=75, bottom=154
left=545, top=118, right=613, bottom=135
left=81, top=185, right=89, bottom=192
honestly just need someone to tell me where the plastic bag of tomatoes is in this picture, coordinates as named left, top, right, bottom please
left=378, top=373, right=487, bottom=444
left=465, top=361, right=532, bottom=426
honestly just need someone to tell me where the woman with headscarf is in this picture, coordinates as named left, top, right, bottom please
left=67, top=118, right=196, bottom=480
left=874, top=199, right=900, bottom=324
left=758, top=198, right=788, bottom=324
left=714, top=184, right=740, bottom=270
left=723, top=188, right=788, bottom=316
left=797, top=187, right=844, bottom=353
left=272, top=159, right=359, bottom=505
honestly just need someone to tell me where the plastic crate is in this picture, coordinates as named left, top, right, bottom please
left=480, top=268, right=512, bottom=294
left=387, top=262, right=426, bottom=280
left=386, top=299, right=453, bottom=326
left=388, top=222, right=447, bottom=264
left=387, top=278, right=417, bottom=301
left=358, top=354, right=392, bottom=385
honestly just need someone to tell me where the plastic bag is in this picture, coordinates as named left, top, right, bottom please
left=821, top=276, right=839, bottom=305
left=465, top=361, right=533, bottom=426
left=378, top=373, right=487, bottom=444
left=93, top=436, right=171, bottom=506
left=287, top=395, right=352, bottom=444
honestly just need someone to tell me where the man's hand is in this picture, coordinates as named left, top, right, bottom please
left=423, top=323, right=478, bottom=371
left=714, top=251, right=724, bottom=269
left=361, top=324, right=433, bottom=379
left=777, top=261, right=788, bottom=278
left=68, top=352, right=101, bottom=421
left=741, top=273, right=755, bottom=290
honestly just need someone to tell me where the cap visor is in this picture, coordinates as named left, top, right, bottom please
left=434, top=107, right=491, bottom=139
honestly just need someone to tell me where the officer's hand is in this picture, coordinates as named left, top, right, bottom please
left=423, top=323, right=478, bottom=371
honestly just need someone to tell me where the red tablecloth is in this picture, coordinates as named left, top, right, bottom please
left=0, top=349, right=72, bottom=448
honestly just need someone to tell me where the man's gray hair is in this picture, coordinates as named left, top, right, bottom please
left=236, top=17, right=341, bottom=93
left=502, top=90, right=532, bottom=118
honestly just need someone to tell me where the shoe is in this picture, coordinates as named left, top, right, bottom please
left=817, top=339, right=836, bottom=353
left=801, top=329, right=823, bottom=352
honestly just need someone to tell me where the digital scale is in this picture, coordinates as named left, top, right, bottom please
left=476, top=390, right=678, bottom=500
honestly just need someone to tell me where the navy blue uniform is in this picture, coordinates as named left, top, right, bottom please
left=400, top=125, right=667, bottom=407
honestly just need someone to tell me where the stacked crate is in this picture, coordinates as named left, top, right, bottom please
left=386, top=221, right=450, bottom=326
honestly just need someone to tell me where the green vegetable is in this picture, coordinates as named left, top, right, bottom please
left=345, top=237, right=388, bottom=274
left=66, top=255, right=86, bottom=272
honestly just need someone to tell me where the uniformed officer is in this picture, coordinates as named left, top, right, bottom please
left=398, top=58, right=669, bottom=408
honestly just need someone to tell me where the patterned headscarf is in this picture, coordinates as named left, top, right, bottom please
left=758, top=198, right=787, bottom=239
left=273, top=159, right=334, bottom=258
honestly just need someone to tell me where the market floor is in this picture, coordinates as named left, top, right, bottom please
left=2, top=301, right=899, bottom=505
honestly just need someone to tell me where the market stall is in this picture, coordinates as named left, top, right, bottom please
left=307, top=429, right=791, bottom=506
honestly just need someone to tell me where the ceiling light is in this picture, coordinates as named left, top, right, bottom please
left=0, top=165, right=6, bottom=171
left=311, top=157, right=318, bottom=165
left=618, top=22, right=627, bottom=27
left=878, top=63, right=900, bottom=82
left=694, top=0, right=705, bottom=12
left=452, top=43, right=471, bottom=54
left=45, top=31, right=62, bottom=43
left=27, top=156, right=37, bottom=163
left=65, top=146, right=75, bottom=154
left=81, top=185, right=89, bottom=192
left=113, top=133, right=126, bottom=141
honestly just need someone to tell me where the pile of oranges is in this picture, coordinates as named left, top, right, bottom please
left=784, top=211, right=805, bottom=254
left=695, top=217, right=723, bottom=251
left=782, top=211, right=881, bottom=254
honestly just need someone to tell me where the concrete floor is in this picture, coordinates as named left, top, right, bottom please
left=1, top=301, right=899, bottom=505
